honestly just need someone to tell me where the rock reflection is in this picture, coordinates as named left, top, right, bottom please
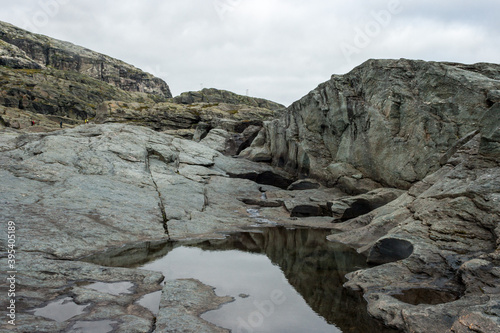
left=83, top=227, right=400, bottom=332
left=196, top=228, right=398, bottom=333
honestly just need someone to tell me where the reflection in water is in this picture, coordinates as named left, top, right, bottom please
left=144, top=246, right=338, bottom=332
left=137, top=290, right=162, bottom=314
left=31, top=297, right=89, bottom=322
left=84, top=227, right=400, bottom=333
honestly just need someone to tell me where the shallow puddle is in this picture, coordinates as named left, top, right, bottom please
left=137, top=290, right=162, bottom=314
left=147, top=245, right=339, bottom=332
left=30, top=297, right=89, bottom=322
left=85, top=227, right=400, bottom=332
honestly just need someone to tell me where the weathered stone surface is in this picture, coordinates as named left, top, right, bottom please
left=245, top=59, right=500, bottom=189
left=328, top=136, right=500, bottom=332
left=287, top=178, right=321, bottom=191
left=0, top=123, right=305, bottom=332
left=156, top=279, right=232, bottom=333
left=0, top=252, right=163, bottom=333
left=95, top=100, right=272, bottom=155
left=0, top=38, right=42, bottom=69
left=239, top=126, right=273, bottom=162
left=328, top=188, right=405, bottom=221
left=366, top=237, right=414, bottom=265
left=479, top=103, right=500, bottom=157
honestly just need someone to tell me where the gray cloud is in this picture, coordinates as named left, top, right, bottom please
left=1, top=0, right=498, bottom=106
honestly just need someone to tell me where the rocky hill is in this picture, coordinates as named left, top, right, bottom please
left=0, top=21, right=171, bottom=97
left=0, top=21, right=279, bottom=149
left=173, top=88, right=285, bottom=111
left=0, top=20, right=173, bottom=130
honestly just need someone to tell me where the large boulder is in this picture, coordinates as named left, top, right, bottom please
left=245, top=59, right=500, bottom=189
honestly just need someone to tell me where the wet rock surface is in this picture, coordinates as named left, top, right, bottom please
left=156, top=279, right=232, bottom=333
left=0, top=123, right=350, bottom=332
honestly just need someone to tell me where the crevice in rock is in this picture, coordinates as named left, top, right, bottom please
left=340, top=199, right=372, bottom=221
left=367, top=238, right=414, bottom=265
left=236, top=130, right=260, bottom=155
left=145, top=145, right=170, bottom=239
left=202, top=188, right=208, bottom=212
left=239, top=198, right=283, bottom=208
left=227, top=170, right=294, bottom=190
left=290, top=204, right=330, bottom=218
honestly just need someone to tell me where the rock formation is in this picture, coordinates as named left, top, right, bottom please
left=243, top=59, right=500, bottom=189
left=0, top=21, right=171, bottom=98
left=328, top=134, right=500, bottom=332
left=242, top=58, right=500, bottom=332
left=1, top=20, right=499, bottom=332
left=172, top=87, right=285, bottom=111
left=0, top=20, right=171, bottom=127
left=0, top=123, right=299, bottom=332
left=94, top=99, right=274, bottom=155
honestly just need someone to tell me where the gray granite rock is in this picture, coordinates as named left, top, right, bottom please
left=245, top=59, right=500, bottom=189
left=156, top=279, right=232, bottom=333
left=328, top=136, right=500, bottom=332
left=0, top=123, right=302, bottom=332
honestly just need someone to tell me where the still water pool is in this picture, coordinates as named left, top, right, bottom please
left=87, top=227, right=399, bottom=333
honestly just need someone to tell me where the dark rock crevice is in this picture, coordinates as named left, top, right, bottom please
left=227, top=170, right=295, bottom=190
left=366, top=238, right=414, bottom=265
left=145, top=145, right=170, bottom=239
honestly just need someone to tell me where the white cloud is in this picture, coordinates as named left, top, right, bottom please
left=0, top=0, right=498, bottom=106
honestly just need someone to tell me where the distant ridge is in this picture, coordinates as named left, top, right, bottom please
left=0, top=20, right=171, bottom=98
left=173, top=88, right=285, bottom=111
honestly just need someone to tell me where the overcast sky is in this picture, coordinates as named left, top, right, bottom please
left=0, top=0, right=498, bottom=106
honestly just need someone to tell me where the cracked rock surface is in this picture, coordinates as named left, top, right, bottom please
left=0, top=123, right=305, bottom=332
